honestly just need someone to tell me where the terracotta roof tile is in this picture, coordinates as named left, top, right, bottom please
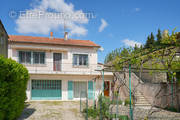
left=8, top=35, right=100, bottom=48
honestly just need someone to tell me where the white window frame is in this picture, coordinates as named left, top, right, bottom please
left=18, top=50, right=46, bottom=65
left=73, top=53, right=89, bottom=67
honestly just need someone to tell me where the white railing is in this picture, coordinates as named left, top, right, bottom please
left=22, top=62, right=105, bottom=75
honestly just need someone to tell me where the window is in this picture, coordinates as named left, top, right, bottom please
left=33, top=52, right=45, bottom=64
left=74, top=81, right=87, bottom=98
left=73, top=54, right=88, bottom=66
left=19, top=51, right=45, bottom=64
left=19, top=51, right=31, bottom=64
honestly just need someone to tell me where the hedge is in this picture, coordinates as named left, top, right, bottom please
left=0, top=56, right=29, bottom=120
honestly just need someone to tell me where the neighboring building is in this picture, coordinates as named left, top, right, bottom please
left=0, top=20, right=8, bottom=58
left=8, top=33, right=113, bottom=101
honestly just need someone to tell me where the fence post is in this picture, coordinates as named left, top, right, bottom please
left=129, top=63, right=133, bottom=120
left=80, top=91, right=82, bottom=112
left=171, top=72, right=174, bottom=108
left=93, top=79, right=96, bottom=108
left=86, top=92, right=88, bottom=120
left=102, top=69, right=104, bottom=96
left=99, top=95, right=103, bottom=120
left=116, top=95, right=119, bottom=118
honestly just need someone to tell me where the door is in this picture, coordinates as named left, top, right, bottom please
left=104, top=81, right=110, bottom=97
left=53, top=53, right=62, bottom=71
left=31, top=80, right=62, bottom=100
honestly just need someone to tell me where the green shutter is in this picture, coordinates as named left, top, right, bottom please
left=31, top=80, right=61, bottom=100
left=68, top=81, right=73, bottom=100
left=88, top=81, right=93, bottom=99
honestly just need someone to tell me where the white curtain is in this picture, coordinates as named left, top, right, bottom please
left=74, top=81, right=87, bottom=98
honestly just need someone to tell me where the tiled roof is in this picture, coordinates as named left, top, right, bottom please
left=8, top=35, right=100, bottom=48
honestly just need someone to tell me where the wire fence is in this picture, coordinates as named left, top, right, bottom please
left=79, top=69, right=180, bottom=120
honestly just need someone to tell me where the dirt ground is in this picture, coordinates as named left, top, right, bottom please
left=18, top=101, right=85, bottom=120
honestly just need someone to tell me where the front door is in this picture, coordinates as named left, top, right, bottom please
left=104, top=81, right=110, bottom=97
left=53, top=53, right=62, bottom=71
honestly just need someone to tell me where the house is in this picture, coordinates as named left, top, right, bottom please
left=0, top=20, right=8, bottom=58
left=8, top=32, right=113, bottom=101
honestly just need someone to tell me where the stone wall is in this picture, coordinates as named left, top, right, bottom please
left=140, top=83, right=180, bottom=110
left=113, top=71, right=180, bottom=111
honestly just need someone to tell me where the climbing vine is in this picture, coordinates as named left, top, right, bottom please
left=112, top=29, right=180, bottom=82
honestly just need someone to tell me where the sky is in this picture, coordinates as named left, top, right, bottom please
left=1, top=0, right=180, bottom=63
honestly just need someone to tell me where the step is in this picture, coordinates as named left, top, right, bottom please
left=136, top=99, right=148, bottom=101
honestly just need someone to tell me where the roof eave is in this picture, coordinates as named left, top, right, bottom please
left=9, top=40, right=101, bottom=48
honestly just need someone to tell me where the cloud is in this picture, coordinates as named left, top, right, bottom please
left=135, top=8, right=140, bottom=12
left=15, top=0, right=89, bottom=36
left=98, top=19, right=108, bottom=32
left=122, top=38, right=142, bottom=47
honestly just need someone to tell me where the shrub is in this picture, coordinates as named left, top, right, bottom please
left=98, top=94, right=111, bottom=119
left=164, top=106, right=178, bottom=112
left=111, top=99, right=123, bottom=105
left=0, top=56, right=29, bottom=120
left=83, top=106, right=99, bottom=119
left=125, top=98, right=133, bottom=106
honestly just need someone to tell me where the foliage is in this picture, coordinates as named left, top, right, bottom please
left=145, top=32, right=155, bottom=48
left=104, top=47, right=132, bottom=64
left=98, top=94, right=111, bottom=119
left=83, top=94, right=130, bottom=119
left=111, top=99, right=123, bottom=105
left=83, top=106, right=99, bottom=119
left=83, top=94, right=111, bottom=119
left=156, top=29, right=162, bottom=46
left=0, top=56, right=29, bottom=120
left=164, top=106, right=178, bottom=112
left=106, top=29, right=180, bottom=82
left=125, top=98, right=133, bottom=106
left=108, top=114, right=129, bottom=120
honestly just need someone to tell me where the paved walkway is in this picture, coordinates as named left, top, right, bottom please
left=18, top=101, right=84, bottom=120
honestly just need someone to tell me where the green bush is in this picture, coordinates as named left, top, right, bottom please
left=164, top=106, right=178, bottom=112
left=111, top=99, right=123, bottom=105
left=125, top=98, right=133, bottom=106
left=83, top=106, right=99, bottom=119
left=0, top=56, right=29, bottom=120
left=108, top=114, right=129, bottom=120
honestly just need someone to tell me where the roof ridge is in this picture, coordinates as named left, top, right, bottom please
left=8, top=35, right=100, bottom=48
left=9, top=35, right=92, bottom=42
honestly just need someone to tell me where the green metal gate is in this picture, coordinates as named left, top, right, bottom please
left=31, top=80, right=62, bottom=100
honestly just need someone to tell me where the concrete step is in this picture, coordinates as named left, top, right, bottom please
left=135, top=104, right=151, bottom=106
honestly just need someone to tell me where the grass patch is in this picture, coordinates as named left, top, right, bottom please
left=40, top=101, right=63, bottom=105
left=69, top=108, right=79, bottom=117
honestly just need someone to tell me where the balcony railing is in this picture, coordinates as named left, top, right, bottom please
left=21, top=62, right=106, bottom=75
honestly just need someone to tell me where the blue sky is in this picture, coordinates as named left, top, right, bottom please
left=1, top=0, right=180, bottom=63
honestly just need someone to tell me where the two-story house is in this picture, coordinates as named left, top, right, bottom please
left=0, top=20, right=8, bottom=58
left=8, top=33, right=113, bottom=101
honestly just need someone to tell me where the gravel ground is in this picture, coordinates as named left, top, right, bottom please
left=18, top=101, right=84, bottom=120
left=18, top=102, right=180, bottom=120
left=111, top=105, right=180, bottom=120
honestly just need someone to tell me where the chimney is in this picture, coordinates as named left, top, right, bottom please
left=50, top=32, right=53, bottom=39
left=64, top=32, right=68, bottom=40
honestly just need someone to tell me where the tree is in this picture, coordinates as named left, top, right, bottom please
left=144, top=32, right=155, bottom=48
left=156, top=29, right=162, bottom=45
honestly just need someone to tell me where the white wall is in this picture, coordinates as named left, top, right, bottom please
left=26, top=74, right=113, bottom=101
left=8, top=43, right=114, bottom=101
left=8, top=43, right=104, bottom=75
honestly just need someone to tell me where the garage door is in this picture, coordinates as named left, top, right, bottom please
left=31, top=80, right=61, bottom=100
